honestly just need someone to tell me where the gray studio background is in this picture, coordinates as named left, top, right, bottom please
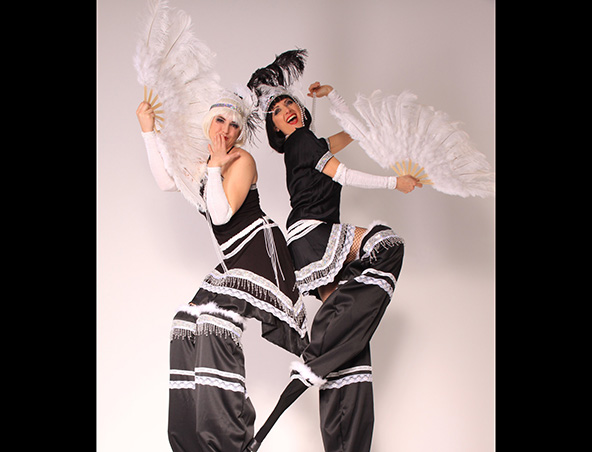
left=97, top=0, right=495, bottom=450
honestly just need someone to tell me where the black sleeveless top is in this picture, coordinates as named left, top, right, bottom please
left=194, top=184, right=309, bottom=355
left=211, top=186, right=263, bottom=246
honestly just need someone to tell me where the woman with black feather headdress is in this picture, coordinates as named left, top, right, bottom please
left=243, top=49, right=421, bottom=452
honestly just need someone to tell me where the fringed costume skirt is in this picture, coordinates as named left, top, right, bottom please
left=287, top=220, right=356, bottom=300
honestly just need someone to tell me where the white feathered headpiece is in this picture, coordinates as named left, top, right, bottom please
left=133, top=0, right=258, bottom=211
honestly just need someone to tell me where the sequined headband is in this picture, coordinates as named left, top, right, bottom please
left=209, top=102, right=242, bottom=114
left=265, top=95, right=281, bottom=113
left=264, top=92, right=307, bottom=124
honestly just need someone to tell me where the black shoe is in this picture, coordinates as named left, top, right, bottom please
left=244, top=438, right=260, bottom=452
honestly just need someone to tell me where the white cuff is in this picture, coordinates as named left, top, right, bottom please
left=333, top=163, right=397, bottom=190
left=290, top=361, right=327, bottom=387
left=327, top=89, right=346, bottom=109
left=205, top=166, right=233, bottom=225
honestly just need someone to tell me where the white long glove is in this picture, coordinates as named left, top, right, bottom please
left=332, top=163, right=398, bottom=190
left=205, top=166, right=233, bottom=225
left=327, top=89, right=347, bottom=111
left=141, top=131, right=178, bottom=192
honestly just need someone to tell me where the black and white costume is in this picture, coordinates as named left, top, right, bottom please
left=245, top=130, right=405, bottom=452
left=141, top=126, right=309, bottom=452
left=168, top=180, right=309, bottom=452
left=284, top=127, right=404, bottom=452
left=244, top=50, right=406, bottom=452
left=133, top=6, right=314, bottom=451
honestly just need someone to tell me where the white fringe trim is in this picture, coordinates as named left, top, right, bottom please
left=290, top=361, right=327, bottom=387
left=195, top=314, right=244, bottom=348
left=294, top=223, right=355, bottom=294
left=360, top=220, right=404, bottom=262
left=171, top=303, right=246, bottom=347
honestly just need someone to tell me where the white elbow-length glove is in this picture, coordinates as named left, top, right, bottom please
left=141, top=131, right=178, bottom=192
left=327, top=89, right=347, bottom=112
left=332, top=163, right=398, bottom=190
left=205, top=166, right=233, bottom=225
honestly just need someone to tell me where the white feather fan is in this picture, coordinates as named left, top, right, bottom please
left=133, top=0, right=224, bottom=211
left=329, top=90, right=495, bottom=198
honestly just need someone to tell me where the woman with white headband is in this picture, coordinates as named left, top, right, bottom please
left=133, top=2, right=310, bottom=448
left=136, top=92, right=309, bottom=452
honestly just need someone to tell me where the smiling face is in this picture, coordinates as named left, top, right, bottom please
left=208, top=114, right=241, bottom=149
left=270, top=97, right=304, bottom=137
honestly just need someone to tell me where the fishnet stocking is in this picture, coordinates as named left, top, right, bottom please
left=345, top=227, right=367, bottom=263
left=318, top=227, right=367, bottom=302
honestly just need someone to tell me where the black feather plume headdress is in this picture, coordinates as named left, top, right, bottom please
left=247, top=49, right=308, bottom=113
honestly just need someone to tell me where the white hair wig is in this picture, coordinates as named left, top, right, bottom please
left=202, top=98, right=248, bottom=147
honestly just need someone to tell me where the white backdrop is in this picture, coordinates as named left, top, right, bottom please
left=97, top=0, right=495, bottom=451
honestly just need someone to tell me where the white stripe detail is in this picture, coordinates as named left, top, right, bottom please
left=353, top=268, right=396, bottom=297
left=354, top=275, right=394, bottom=297
left=362, top=268, right=396, bottom=285
left=320, top=373, right=373, bottom=390
left=171, top=369, right=195, bottom=377
left=195, top=367, right=246, bottom=384
left=219, top=216, right=276, bottom=253
left=219, top=217, right=266, bottom=251
left=195, top=376, right=245, bottom=393
left=325, top=365, right=373, bottom=379
left=287, top=219, right=324, bottom=245
left=287, top=219, right=322, bottom=235
left=169, top=368, right=246, bottom=393
left=170, top=381, right=195, bottom=390
left=223, top=223, right=277, bottom=259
